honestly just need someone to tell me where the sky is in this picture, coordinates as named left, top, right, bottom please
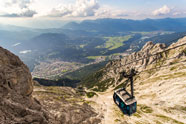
left=0, top=0, right=186, bottom=28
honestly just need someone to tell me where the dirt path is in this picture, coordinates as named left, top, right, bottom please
left=86, top=89, right=126, bottom=124
left=98, top=91, right=115, bottom=124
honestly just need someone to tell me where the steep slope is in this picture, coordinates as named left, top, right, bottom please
left=82, top=36, right=186, bottom=124
left=0, top=46, right=101, bottom=124
left=33, top=86, right=102, bottom=124
left=0, top=46, right=55, bottom=124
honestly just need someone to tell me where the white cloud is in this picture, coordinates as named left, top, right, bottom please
left=0, top=0, right=185, bottom=20
left=19, top=50, right=32, bottom=54
left=1, top=9, right=37, bottom=17
left=5, top=0, right=34, bottom=9
left=153, top=5, right=171, bottom=16
left=95, top=6, right=128, bottom=18
left=47, top=0, right=99, bottom=17
left=1, top=0, right=37, bottom=17
left=172, top=11, right=186, bottom=16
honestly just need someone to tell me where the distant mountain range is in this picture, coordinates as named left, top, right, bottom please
left=63, top=18, right=186, bottom=32
left=1, top=17, right=186, bottom=73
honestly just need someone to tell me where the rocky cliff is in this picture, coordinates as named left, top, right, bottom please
left=0, top=46, right=101, bottom=124
left=0, top=46, right=55, bottom=124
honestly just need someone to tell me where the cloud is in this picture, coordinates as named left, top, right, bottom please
left=95, top=6, right=128, bottom=18
left=172, top=11, right=186, bottom=16
left=1, top=9, right=37, bottom=17
left=5, top=0, right=34, bottom=9
left=153, top=5, right=171, bottom=16
left=47, top=0, right=99, bottom=17
left=1, top=0, right=37, bottom=17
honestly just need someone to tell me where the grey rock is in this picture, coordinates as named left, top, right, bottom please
left=0, top=46, right=56, bottom=124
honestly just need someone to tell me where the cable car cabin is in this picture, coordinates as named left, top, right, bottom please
left=113, top=88, right=137, bottom=116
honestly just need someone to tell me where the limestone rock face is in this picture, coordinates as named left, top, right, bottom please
left=0, top=47, right=33, bottom=96
left=0, top=46, right=101, bottom=124
left=105, top=41, right=166, bottom=76
left=102, top=36, right=186, bottom=86
left=0, top=47, right=54, bottom=124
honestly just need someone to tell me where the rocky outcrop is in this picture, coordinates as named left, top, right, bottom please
left=0, top=46, right=101, bottom=124
left=106, top=41, right=166, bottom=71
left=0, top=46, right=56, bottom=124
left=33, top=86, right=102, bottom=124
left=106, top=37, right=186, bottom=80
left=82, top=36, right=186, bottom=91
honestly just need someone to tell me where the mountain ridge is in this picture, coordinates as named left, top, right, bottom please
left=80, top=36, right=186, bottom=124
left=63, top=18, right=186, bottom=32
left=81, top=36, right=186, bottom=91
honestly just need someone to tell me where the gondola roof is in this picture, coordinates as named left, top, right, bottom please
left=114, top=88, right=137, bottom=105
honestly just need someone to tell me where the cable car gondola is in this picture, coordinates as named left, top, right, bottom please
left=113, top=69, right=137, bottom=116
